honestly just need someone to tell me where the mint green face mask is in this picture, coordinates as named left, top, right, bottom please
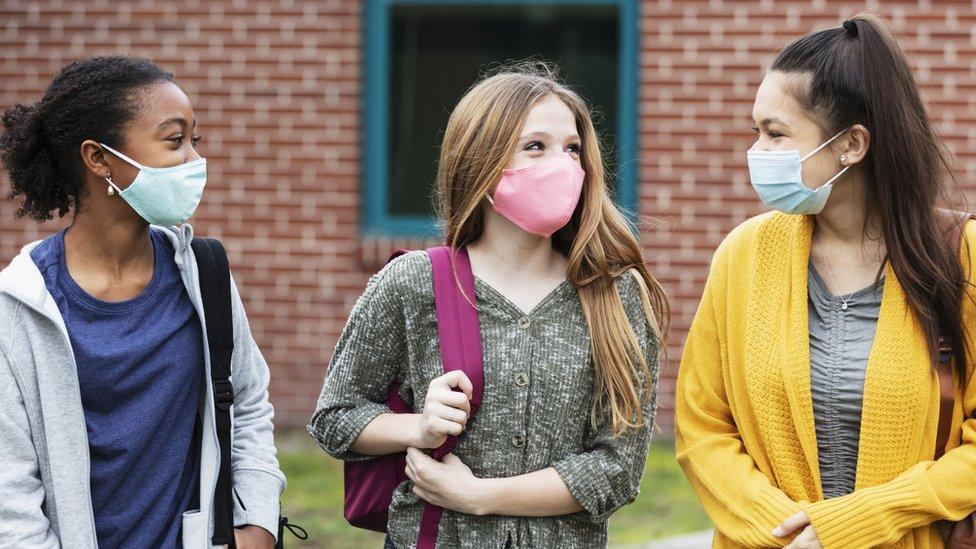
left=100, top=143, right=207, bottom=226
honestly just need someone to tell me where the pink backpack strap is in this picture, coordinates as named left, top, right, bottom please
left=416, top=246, right=484, bottom=549
left=427, top=246, right=484, bottom=422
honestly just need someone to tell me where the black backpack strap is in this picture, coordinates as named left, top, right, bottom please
left=191, top=237, right=237, bottom=547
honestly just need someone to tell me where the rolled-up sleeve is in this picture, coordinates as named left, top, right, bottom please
left=307, top=253, right=411, bottom=461
left=552, top=272, right=660, bottom=522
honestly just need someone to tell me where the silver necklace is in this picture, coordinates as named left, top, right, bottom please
left=817, top=240, right=857, bottom=311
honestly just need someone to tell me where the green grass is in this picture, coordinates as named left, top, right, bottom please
left=608, top=442, right=713, bottom=545
left=277, top=431, right=711, bottom=548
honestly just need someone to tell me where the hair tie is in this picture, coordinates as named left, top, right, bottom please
left=842, top=19, right=859, bottom=37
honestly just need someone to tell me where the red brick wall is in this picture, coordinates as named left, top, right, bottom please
left=2, top=1, right=974, bottom=436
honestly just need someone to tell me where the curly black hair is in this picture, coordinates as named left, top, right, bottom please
left=0, top=56, right=174, bottom=221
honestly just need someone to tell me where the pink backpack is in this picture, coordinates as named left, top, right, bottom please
left=343, top=246, right=484, bottom=549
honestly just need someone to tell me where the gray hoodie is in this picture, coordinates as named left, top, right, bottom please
left=0, top=224, right=286, bottom=548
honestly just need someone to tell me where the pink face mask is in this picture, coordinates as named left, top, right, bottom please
left=486, top=152, right=586, bottom=238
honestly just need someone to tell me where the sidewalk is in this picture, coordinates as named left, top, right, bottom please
left=615, top=529, right=714, bottom=549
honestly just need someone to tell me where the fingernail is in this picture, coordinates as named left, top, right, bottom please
left=772, top=528, right=782, bottom=537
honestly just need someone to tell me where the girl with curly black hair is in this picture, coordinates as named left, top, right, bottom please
left=0, top=55, right=284, bottom=548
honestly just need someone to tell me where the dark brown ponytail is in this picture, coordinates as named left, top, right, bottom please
left=772, top=14, right=970, bottom=382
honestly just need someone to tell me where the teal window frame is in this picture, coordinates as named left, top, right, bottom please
left=362, top=0, right=640, bottom=236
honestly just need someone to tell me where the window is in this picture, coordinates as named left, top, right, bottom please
left=363, top=0, right=638, bottom=236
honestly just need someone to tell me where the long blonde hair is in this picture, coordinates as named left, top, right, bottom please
left=435, top=62, right=670, bottom=435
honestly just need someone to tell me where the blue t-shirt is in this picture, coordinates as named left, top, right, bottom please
left=31, top=229, right=203, bottom=548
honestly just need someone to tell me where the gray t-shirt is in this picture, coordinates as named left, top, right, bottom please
left=807, top=261, right=884, bottom=499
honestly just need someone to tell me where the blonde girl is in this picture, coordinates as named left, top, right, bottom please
left=310, top=63, right=668, bottom=549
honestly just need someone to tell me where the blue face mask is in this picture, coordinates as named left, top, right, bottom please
left=747, top=129, right=851, bottom=215
left=100, top=143, right=207, bottom=226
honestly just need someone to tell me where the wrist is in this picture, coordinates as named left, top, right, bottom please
left=474, top=477, right=503, bottom=516
left=406, top=413, right=429, bottom=449
left=235, top=524, right=275, bottom=548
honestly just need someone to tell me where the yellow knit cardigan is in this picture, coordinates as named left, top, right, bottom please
left=676, top=212, right=976, bottom=549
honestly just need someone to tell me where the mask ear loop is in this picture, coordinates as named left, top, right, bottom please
left=819, top=164, right=852, bottom=188
left=800, top=129, right=848, bottom=162
left=804, top=129, right=853, bottom=189
left=99, top=142, right=146, bottom=170
left=105, top=175, right=124, bottom=197
left=100, top=142, right=143, bottom=197
left=486, top=167, right=504, bottom=206
left=100, top=143, right=142, bottom=197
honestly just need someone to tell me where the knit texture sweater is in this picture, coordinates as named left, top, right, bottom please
left=676, top=212, right=976, bottom=549
left=309, top=250, right=659, bottom=549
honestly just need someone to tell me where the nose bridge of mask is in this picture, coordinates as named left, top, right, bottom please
left=501, top=151, right=576, bottom=174
left=799, top=129, right=847, bottom=163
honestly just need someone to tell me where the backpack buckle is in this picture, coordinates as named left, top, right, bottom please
left=213, top=379, right=235, bottom=410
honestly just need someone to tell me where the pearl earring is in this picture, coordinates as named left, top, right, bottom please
left=840, top=154, right=848, bottom=164
left=106, top=175, right=116, bottom=196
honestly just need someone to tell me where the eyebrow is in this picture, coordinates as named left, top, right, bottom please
left=757, top=117, right=787, bottom=127
left=519, top=131, right=581, bottom=141
left=156, top=117, right=196, bottom=131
